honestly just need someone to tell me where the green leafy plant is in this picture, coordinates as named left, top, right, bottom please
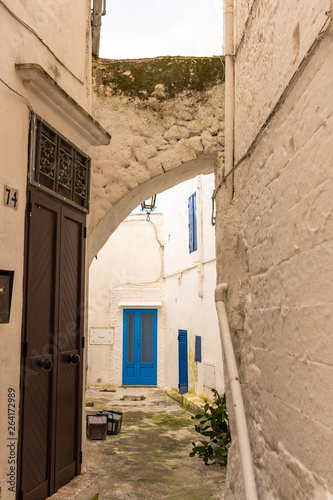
left=190, top=389, right=231, bottom=465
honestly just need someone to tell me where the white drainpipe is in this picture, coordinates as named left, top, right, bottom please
left=215, top=284, right=258, bottom=500
left=197, top=175, right=204, bottom=298
left=92, top=0, right=106, bottom=57
left=224, top=0, right=235, bottom=181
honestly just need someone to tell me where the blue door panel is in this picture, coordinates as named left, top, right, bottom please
left=178, top=330, right=188, bottom=394
left=125, top=366, right=135, bottom=378
left=139, top=366, right=154, bottom=377
left=123, top=309, right=157, bottom=385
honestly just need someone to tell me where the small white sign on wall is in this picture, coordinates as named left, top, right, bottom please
left=90, top=327, right=114, bottom=345
left=203, top=362, right=216, bottom=389
left=4, top=185, right=18, bottom=210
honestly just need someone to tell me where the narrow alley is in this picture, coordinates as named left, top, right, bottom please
left=85, top=388, right=226, bottom=499
left=1, top=2, right=332, bottom=499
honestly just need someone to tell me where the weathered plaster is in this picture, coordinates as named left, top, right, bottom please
left=87, top=213, right=165, bottom=387
left=2, top=0, right=90, bottom=85
left=234, top=0, right=330, bottom=160
left=216, top=5, right=333, bottom=498
left=163, top=174, right=224, bottom=399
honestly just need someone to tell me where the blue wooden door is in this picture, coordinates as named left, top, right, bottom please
left=123, top=309, right=157, bottom=385
left=178, top=330, right=188, bottom=394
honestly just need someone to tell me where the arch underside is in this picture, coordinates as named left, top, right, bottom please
left=88, top=153, right=216, bottom=261
left=89, top=58, right=225, bottom=262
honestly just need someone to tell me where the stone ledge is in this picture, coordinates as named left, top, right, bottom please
left=93, top=55, right=225, bottom=100
left=15, top=63, right=111, bottom=146
left=165, top=388, right=206, bottom=415
left=46, top=473, right=100, bottom=500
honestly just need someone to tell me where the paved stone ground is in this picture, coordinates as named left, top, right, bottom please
left=85, top=387, right=226, bottom=500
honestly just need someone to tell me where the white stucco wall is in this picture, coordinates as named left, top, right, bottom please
left=88, top=174, right=224, bottom=399
left=2, top=0, right=91, bottom=103
left=87, top=213, right=165, bottom=387
left=163, top=173, right=224, bottom=399
left=216, top=1, right=333, bottom=499
left=0, top=2, right=96, bottom=498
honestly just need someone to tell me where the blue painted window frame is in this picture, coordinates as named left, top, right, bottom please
left=188, top=192, right=197, bottom=253
left=195, top=335, right=202, bottom=362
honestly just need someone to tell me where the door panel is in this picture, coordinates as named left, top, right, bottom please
left=20, top=192, right=60, bottom=499
left=126, top=313, right=135, bottom=364
left=123, top=310, right=157, bottom=385
left=141, top=313, right=153, bottom=363
left=55, top=208, right=84, bottom=490
left=19, top=188, right=85, bottom=499
left=178, top=330, right=188, bottom=394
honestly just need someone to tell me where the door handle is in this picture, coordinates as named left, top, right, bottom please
left=68, top=353, right=80, bottom=365
left=38, top=358, right=53, bottom=371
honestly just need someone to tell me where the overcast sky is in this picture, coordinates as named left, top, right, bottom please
left=99, top=0, right=223, bottom=59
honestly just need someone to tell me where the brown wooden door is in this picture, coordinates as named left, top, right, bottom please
left=55, top=205, right=84, bottom=491
left=18, top=188, right=85, bottom=500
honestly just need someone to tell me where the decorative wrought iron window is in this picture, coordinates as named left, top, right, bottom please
left=29, top=114, right=91, bottom=212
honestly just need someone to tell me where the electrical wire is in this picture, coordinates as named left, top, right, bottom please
left=212, top=6, right=333, bottom=204
left=0, top=77, right=33, bottom=111
left=0, top=0, right=84, bottom=85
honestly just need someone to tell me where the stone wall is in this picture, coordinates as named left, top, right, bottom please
left=89, top=57, right=225, bottom=260
left=215, top=1, right=333, bottom=499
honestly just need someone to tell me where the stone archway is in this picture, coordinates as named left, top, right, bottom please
left=89, top=56, right=225, bottom=261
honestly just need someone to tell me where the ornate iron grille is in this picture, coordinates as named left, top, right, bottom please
left=29, top=115, right=91, bottom=212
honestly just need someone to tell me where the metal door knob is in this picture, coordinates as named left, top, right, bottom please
left=68, top=353, right=80, bottom=365
left=38, top=358, right=53, bottom=371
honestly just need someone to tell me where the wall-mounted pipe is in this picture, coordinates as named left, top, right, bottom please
left=92, top=0, right=106, bottom=57
left=197, top=175, right=204, bottom=298
left=215, top=283, right=258, bottom=500
left=224, top=0, right=235, bottom=196
left=102, top=0, right=107, bottom=16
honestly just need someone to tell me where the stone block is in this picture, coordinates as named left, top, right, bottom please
left=163, top=125, right=190, bottom=141
left=132, top=138, right=157, bottom=163
left=175, top=139, right=197, bottom=163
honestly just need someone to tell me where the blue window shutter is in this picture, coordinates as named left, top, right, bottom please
left=192, top=193, right=197, bottom=252
left=188, top=195, right=193, bottom=252
left=195, top=335, right=201, bottom=362
left=178, top=330, right=188, bottom=394
left=188, top=192, right=197, bottom=253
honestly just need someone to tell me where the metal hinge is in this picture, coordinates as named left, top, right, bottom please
left=28, top=201, right=32, bottom=218
left=82, top=336, right=85, bottom=349
left=83, top=227, right=87, bottom=239
left=79, top=451, right=83, bottom=464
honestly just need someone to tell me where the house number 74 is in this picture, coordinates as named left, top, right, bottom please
left=4, top=186, right=18, bottom=210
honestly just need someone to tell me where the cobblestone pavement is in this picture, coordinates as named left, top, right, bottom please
left=85, top=387, right=226, bottom=500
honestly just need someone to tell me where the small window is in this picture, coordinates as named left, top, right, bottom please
left=188, top=192, right=197, bottom=253
left=195, top=336, right=202, bottom=363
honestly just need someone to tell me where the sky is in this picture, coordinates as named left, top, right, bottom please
left=99, top=0, right=223, bottom=60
